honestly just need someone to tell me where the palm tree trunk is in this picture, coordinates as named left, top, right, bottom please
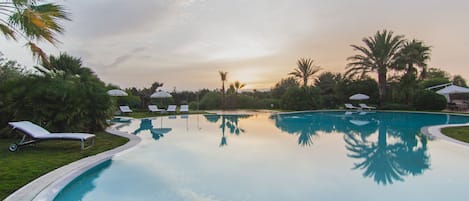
left=221, top=82, right=225, bottom=109
left=378, top=69, right=387, bottom=105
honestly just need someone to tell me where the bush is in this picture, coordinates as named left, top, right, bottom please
left=280, top=87, right=319, bottom=110
left=379, top=103, right=416, bottom=111
left=117, top=95, right=141, bottom=109
left=414, top=90, right=447, bottom=111
left=199, top=91, right=221, bottom=110
left=0, top=75, right=113, bottom=137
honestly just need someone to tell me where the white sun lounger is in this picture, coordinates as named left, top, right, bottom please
left=8, top=121, right=95, bottom=152
left=180, top=105, right=189, bottom=113
left=345, top=103, right=360, bottom=110
left=167, top=105, right=177, bottom=113
left=119, top=105, right=133, bottom=113
left=359, top=103, right=376, bottom=110
left=148, top=105, right=164, bottom=112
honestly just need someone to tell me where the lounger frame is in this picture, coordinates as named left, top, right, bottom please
left=8, top=123, right=95, bottom=152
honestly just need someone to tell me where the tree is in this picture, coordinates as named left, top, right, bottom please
left=233, top=80, right=246, bottom=95
left=271, top=77, right=299, bottom=98
left=346, top=30, right=405, bottom=104
left=219, top=71, right=228, bottom=108
left=425, top=68, right=450, bottom=80
left=289, top=58, right=321, bottom=87
left=315, top=72, right=342, bottom=108
left=396, top=39, right=431, bottom=80
left=0, top=0, right=70, bottom=64
left=452, top=75, right=467, bottom=87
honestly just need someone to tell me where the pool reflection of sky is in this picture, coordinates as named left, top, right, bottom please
left=55, top=112, right=469, bottom=201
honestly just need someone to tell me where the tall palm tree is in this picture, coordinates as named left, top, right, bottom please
left=396, top=39, right=431, bottom=80
left=0, top=0, right=70, bottom=64
left=289, top=58, right=321, bottom=87
left=219, top=71, right=228, bottom=108
left=346, top=30, right=404, bottom=104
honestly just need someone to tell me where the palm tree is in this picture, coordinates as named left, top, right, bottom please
left=219, top=71, right=228, bottom=108
left=289, top=58, right=321, bottom=87
left=233, top=80, right=246, bottom=95
left=346, top=30, right=404, bottom=104
left=0, top=1, right=70, bottom=65
left=396, top=39, right=431, bottom=80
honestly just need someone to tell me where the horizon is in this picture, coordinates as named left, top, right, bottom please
left=2, top=0, right=469, bottom=91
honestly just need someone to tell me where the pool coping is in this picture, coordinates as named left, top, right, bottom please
left=4, top=124, right=141, bottom=201
left=421, top=123, right=469, bottom=148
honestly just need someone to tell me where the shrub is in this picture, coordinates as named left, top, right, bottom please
left=0, top=75, right=113, bottom=137
left=199, top=91, right=221, bottom=110
left=280, top=87, right=319, bottom=110
left=414, top=90, right=447, bottom=111
left=379, top=103, right=416, bottom=111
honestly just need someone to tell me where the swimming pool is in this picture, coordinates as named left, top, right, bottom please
left=54, top=111, right=469, bottom=201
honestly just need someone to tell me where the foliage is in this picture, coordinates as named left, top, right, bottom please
left=117, top=95, right=141, bottom=109
left=315, top=72, right=342, bottom=108
left=413, top=90, right=447, bottom=111
left=0, top=0, right=70, bottom=63
left=289, top=58, right=321, bottom=87
left=395, top=39, right=431, bottom=80
left=219, top=71, right=228, bottom=108
left=199, top=91, right=221, bottom=110
left=336, top=78, right=379, bottom=105
left=379, top=103, right=416, bottom=111
left=0, top=53, right=113, bottom=136
left=452, top=75, right=467, bottom=87
left=271, top=77, right=299, bottom=98
left=126, top=81, right=164, bottom=108
left=425, top=68, right=450, bottom=80
left=346, top=29, right=405, bottom=104
left=0, top=53, right=27, bottom=82
left=280, top=86, right=319, bottom=110
left=418, top=77, right=451, bottom=89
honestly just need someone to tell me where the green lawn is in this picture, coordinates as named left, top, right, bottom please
left=441, top=126, right=469, bottom=143
left=0, top=132, right=129, bottom=200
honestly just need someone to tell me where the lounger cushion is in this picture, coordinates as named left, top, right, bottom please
left=9, top=121, right=50, bottom=138
left=9, top=121, right=95, bottom=140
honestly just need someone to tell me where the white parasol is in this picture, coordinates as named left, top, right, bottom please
left=349, top=93, right=370, bottom=100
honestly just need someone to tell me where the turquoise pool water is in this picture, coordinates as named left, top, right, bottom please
left=55, top=111, right=469, bottom=201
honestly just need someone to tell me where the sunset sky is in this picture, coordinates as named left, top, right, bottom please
left=2, top=0, right=469, bottom=91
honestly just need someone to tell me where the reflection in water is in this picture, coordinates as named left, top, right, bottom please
left=204, top=114, right=252, bottom=147
left=271, top=111, right=468, bottom=185
left=54, top=160, right=113, bottom=200
left=132, top=118, right=172, bottom=141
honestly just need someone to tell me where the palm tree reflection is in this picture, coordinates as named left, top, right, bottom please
left=272, top=111, right=443, bottom=185
left=204, top=114, right=251, bottom=147
left=344, top=112, right=440, bottom=185
left=133, top=118, right=172, bottom=141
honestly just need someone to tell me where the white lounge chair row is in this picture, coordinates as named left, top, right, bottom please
left=148, top=104, right=189, bottom=113
left=345, top=103, right=376, bottom=110
left=119, top=105, right=189, bottom=113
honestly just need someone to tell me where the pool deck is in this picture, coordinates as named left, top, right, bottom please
left=4, top=124, right=141, bottom=201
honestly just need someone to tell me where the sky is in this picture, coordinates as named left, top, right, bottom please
left=2, top=0, right=469, bottom=91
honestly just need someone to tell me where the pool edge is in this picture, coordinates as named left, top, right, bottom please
left=4, top=125, right=141, bottom=201
left=421, top=123, right=469, bottom=148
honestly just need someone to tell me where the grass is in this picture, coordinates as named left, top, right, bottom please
left=0, top=131, right=129, bottom=200
left=441, top=126, right=469, bottom=143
